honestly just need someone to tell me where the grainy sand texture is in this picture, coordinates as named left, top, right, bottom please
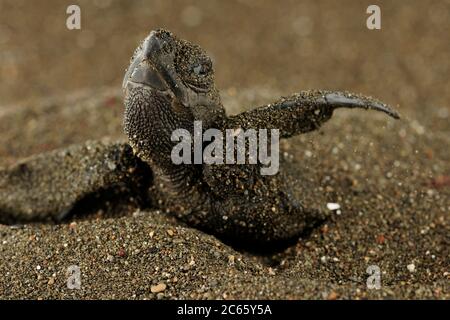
left=0, top=0, right=448, bottom=299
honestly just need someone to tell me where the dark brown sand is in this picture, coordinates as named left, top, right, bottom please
left=0, top=1, right=448, bottom=299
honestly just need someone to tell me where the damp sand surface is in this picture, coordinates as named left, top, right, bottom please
left=0, top=88, right=448, bottom=299
left=0, top=1, right=449, bottom=299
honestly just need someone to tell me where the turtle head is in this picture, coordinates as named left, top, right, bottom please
left=123, top=29, right=224, bottom=126
left=123, top=29, right=225, bottom=171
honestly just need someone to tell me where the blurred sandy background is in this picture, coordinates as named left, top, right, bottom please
left=0, top=1, right=449, bottom=122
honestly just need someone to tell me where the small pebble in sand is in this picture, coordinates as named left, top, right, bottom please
left=106, top=160, right=117, bottom=171
left=407, top=263, right=416, bottom=273
left=327, top=291, right=338, bottom=300
left=151, top=283, right=167, bottom=293
left=327, top=203, right=340, bottom=211
left=36, top=265, right=41, bottom=270
left=376, top=234, right=386, bottom=244
left=167, top=229, right=174, bottom=236
left=132, top=209, right=142, bottom=217
left=117, top=248, right=126, bottom=257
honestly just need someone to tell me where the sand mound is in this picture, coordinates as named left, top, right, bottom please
left=0, top=88, right=448, bottom=299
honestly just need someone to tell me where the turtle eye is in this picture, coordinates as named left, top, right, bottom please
left=192, top=64, right=202, bottom=75
left=192, top=58, right=212, bottom=76
left=192, top=63, right=207, bottom=76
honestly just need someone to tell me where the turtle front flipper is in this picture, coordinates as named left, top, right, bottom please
left=227, top=90, right=399, bottom=139
left=0, top=140, right=151, bottom=224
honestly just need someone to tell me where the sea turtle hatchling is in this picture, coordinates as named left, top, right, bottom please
left=0, top=29, right=399, bottom=246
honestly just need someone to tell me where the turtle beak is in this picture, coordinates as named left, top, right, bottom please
left=123, top=30, right=191, bottom=106
left=123, top=60, right=168, bottom=91
left=122, top=57, right=168, bottom=91
left=122, top=56, right=141, bottom=90
left=122, top=32, right=168, bottom=91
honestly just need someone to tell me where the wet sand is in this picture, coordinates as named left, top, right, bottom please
left=0, top=87, right=448, bottom=299
left=0, top=1, right=449, bottom=299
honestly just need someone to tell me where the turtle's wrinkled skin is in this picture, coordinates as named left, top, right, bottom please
left=0, top=29, right=399, bottom=246
left=122, top=29, right=399, bottom=245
